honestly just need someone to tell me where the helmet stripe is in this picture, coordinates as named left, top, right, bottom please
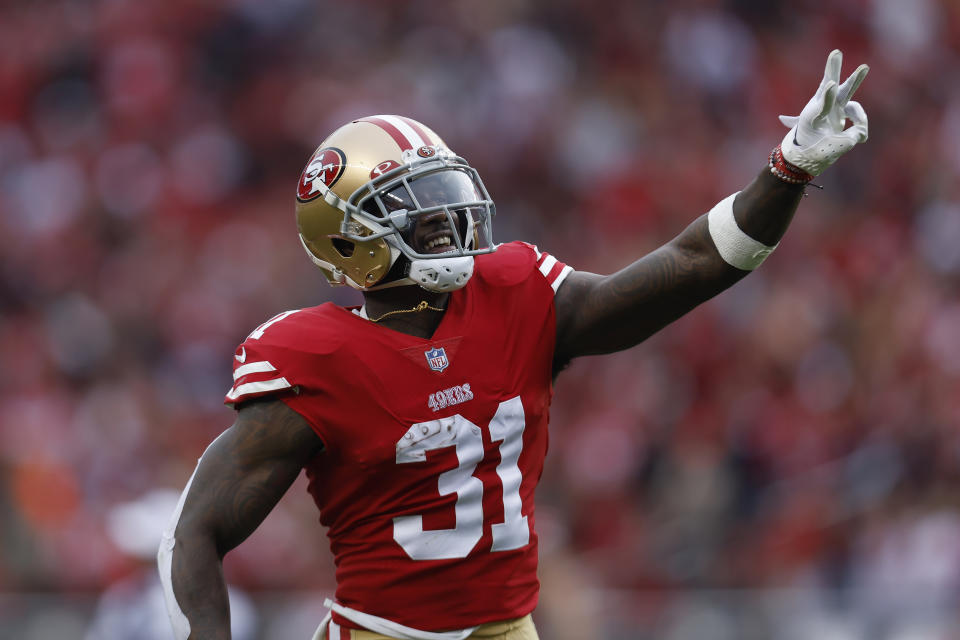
left=378, top=115, right=429, bottom=148
left=359, top=115, right=427, bottom=151
left=358, top=116, right=410, bottom=150
left=397, top=116, right=435, bottom=146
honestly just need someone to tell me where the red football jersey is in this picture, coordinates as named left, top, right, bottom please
left=224, top=241, right=572, bottom=631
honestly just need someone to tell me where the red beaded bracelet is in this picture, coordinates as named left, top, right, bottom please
left=768, top=145, right=815, bottom=185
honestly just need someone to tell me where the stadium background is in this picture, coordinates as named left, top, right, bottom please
left=1, top=0, right=959, bottom=638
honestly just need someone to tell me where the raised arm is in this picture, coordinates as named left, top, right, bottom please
left=553, top=49, right=869, bottom=371
left=158, top=400, right=323, bottom=640
left=553, top=170, right=801, bottom=369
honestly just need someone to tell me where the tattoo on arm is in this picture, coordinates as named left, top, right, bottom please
left=553, top=168, right=805, bottom=372
left=201, top=401, right=320, bottom=551
left=553, top=218, right=740, bottom=370
left=167, top=400, right=323, bottom=639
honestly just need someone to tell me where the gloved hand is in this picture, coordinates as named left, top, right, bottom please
left=778, top=49, right=869, bottom=177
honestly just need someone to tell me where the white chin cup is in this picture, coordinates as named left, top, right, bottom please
left=408, top=256, right=474, bottom=292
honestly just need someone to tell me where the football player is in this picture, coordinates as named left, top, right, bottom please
left=159, top=50, right=868, bottom=640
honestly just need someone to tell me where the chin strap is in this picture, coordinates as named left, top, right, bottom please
left=408, top=256, right=474, bottom=292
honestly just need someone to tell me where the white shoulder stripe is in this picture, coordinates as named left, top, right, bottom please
left=552, top=265, right=573, bottom=292
left=376, top=114, right=427, bottom=149
left=226, top=377, right=292, bottom=400
left=538, top=254, right=558, bottom=277
left=233, top=361, right=276, bottom=380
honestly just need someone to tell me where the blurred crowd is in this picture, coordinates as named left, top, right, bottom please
left=1, top=0, right=959, bottom=638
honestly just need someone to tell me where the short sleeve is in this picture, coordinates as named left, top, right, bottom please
left=224, top=341, right=296, bottom=405
left=476, top=241, right=573, bottom=295
left=515, top=242, right=573, bottom=293
left=525, top=243, right=573, bottom=293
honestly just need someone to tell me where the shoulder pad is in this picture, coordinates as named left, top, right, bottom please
left=226, top=304, right=349, bottom=406
left=474, top=241, right=539, bottom=288
left=245, top=304, right=345, bottom=356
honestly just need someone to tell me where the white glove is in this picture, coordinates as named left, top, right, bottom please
left=779, top=49, right=869, bottom=177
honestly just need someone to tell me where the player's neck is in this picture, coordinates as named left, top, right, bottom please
left=361, top=287, right=450, bottom=339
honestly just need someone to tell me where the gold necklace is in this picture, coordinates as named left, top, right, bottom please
left=367, top=300, right=446, bottom=323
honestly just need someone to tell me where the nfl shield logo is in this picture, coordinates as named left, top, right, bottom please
left=424, top=346, right=449, bottom=372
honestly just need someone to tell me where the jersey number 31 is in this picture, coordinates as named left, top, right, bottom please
left=393, top=396, right=529, bottom=561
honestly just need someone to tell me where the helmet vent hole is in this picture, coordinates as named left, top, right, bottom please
left=331, top=237, right=356, bottom=258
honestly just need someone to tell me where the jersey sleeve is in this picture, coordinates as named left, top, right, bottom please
left=527, top=243, right=573, bottom=293
left=224, top=334, right=332, bottom=451
left=224, top=340, right=297, bottom=405
left=476, top=241, right=573, bottom=296
left=223, top=309, right=313, bottom=406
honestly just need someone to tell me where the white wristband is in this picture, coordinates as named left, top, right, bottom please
left=707, top=192, right=777, bottom=271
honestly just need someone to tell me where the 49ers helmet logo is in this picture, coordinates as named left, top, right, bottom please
left=297, top=147, right=347, bottom=202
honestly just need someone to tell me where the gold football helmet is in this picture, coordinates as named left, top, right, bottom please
left=295, top=115, right=496, bottom=292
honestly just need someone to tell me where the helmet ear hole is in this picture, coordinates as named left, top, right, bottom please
left=331, top=237, right=355, bottom=258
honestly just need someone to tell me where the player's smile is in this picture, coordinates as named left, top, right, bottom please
left=413, top=211, right=460, bottom=254
left=420, top=229, right=455, bottom=253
